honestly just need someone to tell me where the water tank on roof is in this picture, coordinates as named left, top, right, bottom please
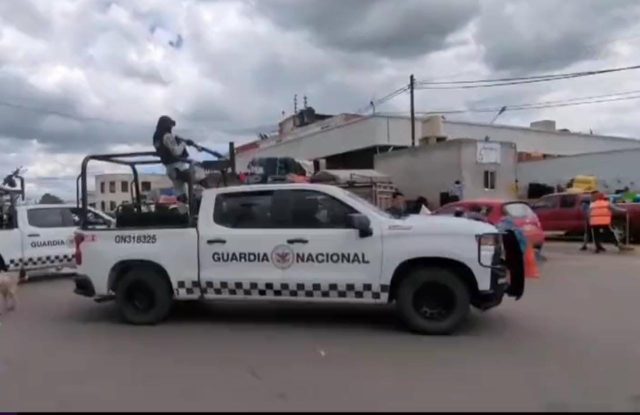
left=419, top=115, right=446, bottom=145
left=530, top=120, right=556, bottom=131
left=423, top=115, right=444, bottom=136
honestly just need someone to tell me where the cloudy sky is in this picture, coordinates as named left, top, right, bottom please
left=1, top=0, right=640, bottom=199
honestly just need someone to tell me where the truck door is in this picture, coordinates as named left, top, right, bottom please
left=0, top=206, right=23, bottom=271
left=531, top=195, right=560, bottom=231
left=557, top=194, right=581, bottom=233
left=20, top=207, right=76, bottom=270
left=275, top=189, right=384, bottom=302
left=199, top=190, right=286, bottom=299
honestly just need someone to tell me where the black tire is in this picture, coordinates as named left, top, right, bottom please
left=396, top=267, right=470, bottom=335
left=115, top=268, right=173, bottom=325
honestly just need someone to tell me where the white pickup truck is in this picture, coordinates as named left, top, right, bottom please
left=74, top=183, right=524, bottom=334
left=0, top=204, right=114, bottom=276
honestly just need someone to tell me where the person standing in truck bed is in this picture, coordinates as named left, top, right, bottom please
left=152, top=115, right=207, bottom=205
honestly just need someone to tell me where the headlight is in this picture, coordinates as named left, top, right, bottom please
left=476, top=233, right=499, bottom=247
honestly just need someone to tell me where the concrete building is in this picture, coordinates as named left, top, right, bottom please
left=375, top=139, right=517, bottom=207
left=94, top=173, right=172, bottom=213
left=517, top=148, right=640, bottom=196
left=235, top=113, right=640, bottom=172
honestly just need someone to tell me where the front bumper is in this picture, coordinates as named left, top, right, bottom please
left=73, top=274, right=95, bottom=297
left=474, top=231, right=525, bottom=310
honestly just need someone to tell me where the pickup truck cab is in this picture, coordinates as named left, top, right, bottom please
left=74, top=183, right=525, bottom=334
left=0, top=204, right=114, bottom=275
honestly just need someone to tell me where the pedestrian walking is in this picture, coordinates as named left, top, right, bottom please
left=579, top=194, right=593, bottom=251
left=589, top=192, right=625, bottom=253
left=449, top=180, right=464, bottom=202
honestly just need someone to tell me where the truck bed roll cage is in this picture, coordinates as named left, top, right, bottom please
left=77, top=142, right=235, bottom=229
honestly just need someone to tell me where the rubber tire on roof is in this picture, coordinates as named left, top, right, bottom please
left=396, top=266, right=470, bottom=335
left=115, top=268, right=173, bottom=325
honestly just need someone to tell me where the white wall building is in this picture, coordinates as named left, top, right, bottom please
left=235, top=114, right=640, bottom=172
left=517, top=148, right=640, bottom=194
left=94, top=173, right=172, bottom=213
left=375, top=140, right=517, bottom=207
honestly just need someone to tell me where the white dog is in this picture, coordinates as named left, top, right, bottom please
left=0, top=256, right=26, bottom=314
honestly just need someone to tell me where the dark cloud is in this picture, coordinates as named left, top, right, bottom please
left=253, top=0, right=479, bottom=58
left=0, top=73, right=151, bottom=152
left=0, top=0, right=52, bottom=38
left=477, top=0, right=640, bottom=73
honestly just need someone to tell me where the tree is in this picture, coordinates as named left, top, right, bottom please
left=39, top=193, right=64, bottom=204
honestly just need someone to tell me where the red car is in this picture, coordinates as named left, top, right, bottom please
left=434, top=199, right=545, bottom=249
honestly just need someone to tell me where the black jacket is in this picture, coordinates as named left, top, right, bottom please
left=153, top=116, right=188, bottom=164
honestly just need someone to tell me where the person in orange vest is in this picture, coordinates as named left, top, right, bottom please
left=589, top=192, right=626, bottom=253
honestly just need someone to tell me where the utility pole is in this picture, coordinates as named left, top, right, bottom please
left=303, top=95, right=308, bottom=109
left=410, top=74, right=415, bottom=147
left=294, top=94, right=298, bottom=113
left=490, top=105, right=507, bottom=124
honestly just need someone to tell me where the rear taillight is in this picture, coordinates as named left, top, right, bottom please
left=74, top=233, right=85, bottom=265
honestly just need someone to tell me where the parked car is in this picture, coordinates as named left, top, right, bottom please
left=531, top=192, right=640, bottom=242
left=434, top=199, right=545, bottom=249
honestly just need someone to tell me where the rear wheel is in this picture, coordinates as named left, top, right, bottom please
left=396, top=267, right=470, bottom=335
left=115, top=268, right=173, bottom=325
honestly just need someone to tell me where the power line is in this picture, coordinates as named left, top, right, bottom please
left=375, top=89, right=640, bottom=117
left=355, top=85, right=409, bottom=114
left=414, top=64, right=640, bottom=89
left=413, top=90, right=640, bottom=115
left=415, top=64, right=640, bottom=85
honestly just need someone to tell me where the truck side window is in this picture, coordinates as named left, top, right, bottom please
left=27, top=208, right=76, bottom=228
left=214, top=191, right=274, bottom=229
left=213, top=190, right=358, bottom=229
left=288, top=190, right=357, bottom=229
left=532, top=195, right=558, bottom=209
left=559, top=195, right=577, bottom=209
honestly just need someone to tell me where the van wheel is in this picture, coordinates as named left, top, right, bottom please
left=396, top=267, right=470, bottom=335
left=115, top=268, right=173, bottom=325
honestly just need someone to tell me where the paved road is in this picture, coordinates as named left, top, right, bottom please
left=1, top=243, right=640, bottom=411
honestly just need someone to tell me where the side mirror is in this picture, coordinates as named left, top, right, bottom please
left=348, top=213, right=373, bottom=238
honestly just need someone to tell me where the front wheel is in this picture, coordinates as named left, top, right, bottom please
left=115, top=268, right=173, bottom=325
left=396, top=267, right=470, bottom=335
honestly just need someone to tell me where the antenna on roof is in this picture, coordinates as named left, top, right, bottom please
left=303, top=95, right=308, bottom=109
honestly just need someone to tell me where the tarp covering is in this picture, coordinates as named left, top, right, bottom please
left=310, top=169, right=392, bottom=185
